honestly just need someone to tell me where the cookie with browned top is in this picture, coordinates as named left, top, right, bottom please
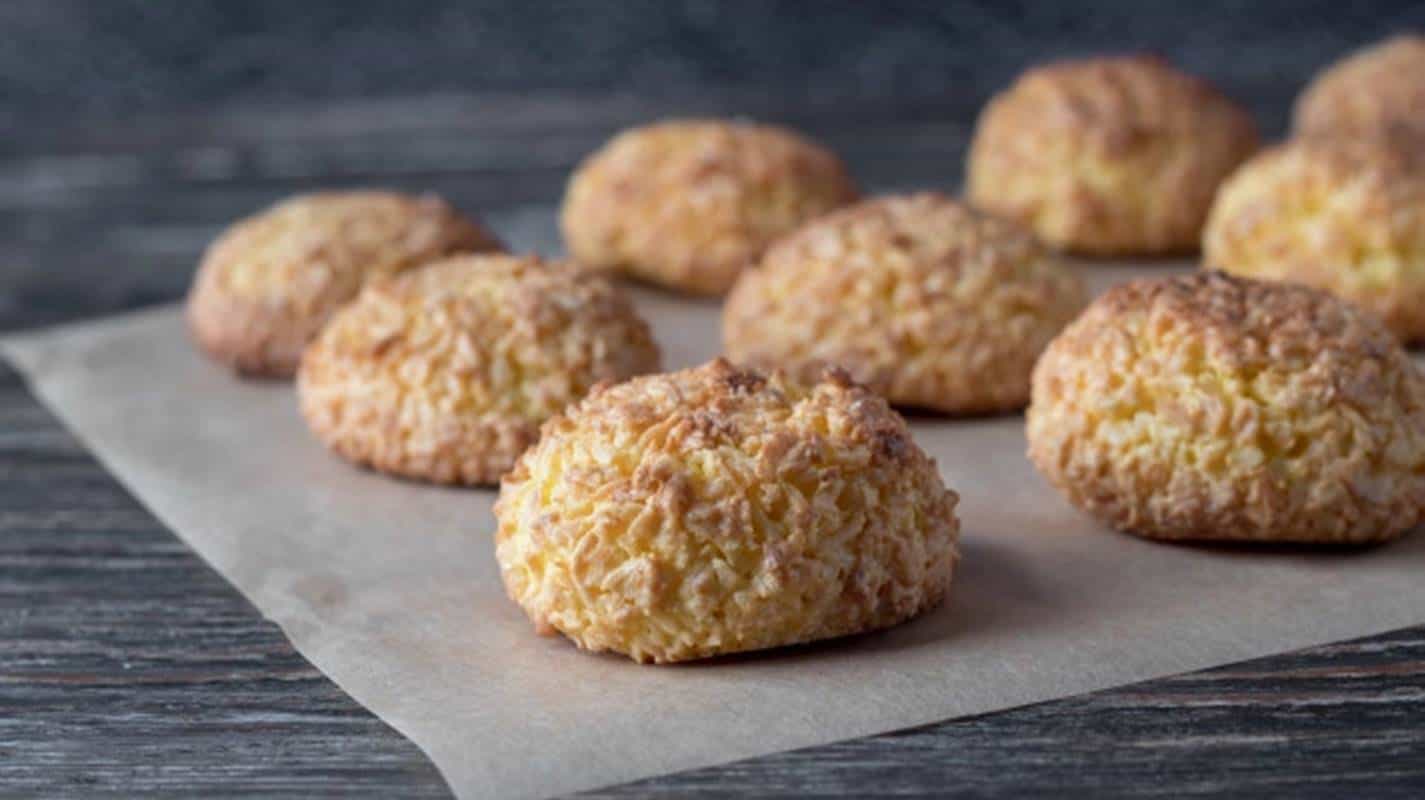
left=967, top=55, right=1258, bottom=256
left=1204, top=133, right=1425, bottom=343
left=298, top=254, right=660, bottom=486
left=561, top=119, right=859, bottom=295
left=724, top=193, right=1086, bottom=414
left=1028, top=272, right=1425, bottom=544
left=187, top=191, right=501, bottom=377
left=1294, top=35, right=1425, bottom=141
left=495, top=358, right=959, bottom=663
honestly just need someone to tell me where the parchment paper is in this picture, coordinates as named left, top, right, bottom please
left=6, top=208, right=1425, bottom=799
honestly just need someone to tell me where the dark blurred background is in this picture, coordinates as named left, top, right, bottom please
left=7, top=1, right=1425, bottom=126
left=2, top=0, right=1424, bottom=327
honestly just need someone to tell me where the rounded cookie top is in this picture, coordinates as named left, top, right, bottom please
left=724, top=193, right=1086, bottom=414
left=494, top=358, right=959, bottom=663
left=187, top=191, right=501, bottom=377
left=560, top=119, right=859, bottom=295
left=1294, top=35, right=1425, bottom=139
left=1028, top=271, right=1425, bottom=544
left=298, top=254, right=660, bottom=486
left=967, top=55, right=1258, bottom=256
left=1204, top=133, right=1425, bottom=342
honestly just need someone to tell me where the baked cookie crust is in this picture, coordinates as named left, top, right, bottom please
left=968, top=55, right=1258, bottom=256
left=1204, top=133, right=1425, bottom=343
left=1294, top=35, right=1425, bottom=140
left=187, top=191, right=501, bottom=377
left=1028, top=272, right=1425, bottom=544
left=495, top=358, right=960, bottom=663
left=298, top=254, right=660, bottom=486
left=724, top=193, right=1086, bottom=414
left=561, top=119, right=859, bottom=295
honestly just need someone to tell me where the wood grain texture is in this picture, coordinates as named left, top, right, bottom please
left=11, top=0, right=1421, bottom=119
left=586, top=628, right=1425, bottom=797
left=0, top=360, right=448, bottom=797
left=3, top=80, right=1425, bottom=797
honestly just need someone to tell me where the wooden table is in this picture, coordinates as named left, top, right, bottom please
left=3, top=89, right=1423, bottom=798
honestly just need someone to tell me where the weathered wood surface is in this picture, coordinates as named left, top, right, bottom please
left=3, top=83, right=1425, bottom=798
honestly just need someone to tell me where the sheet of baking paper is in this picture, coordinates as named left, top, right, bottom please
left=6, top=207, right=1425, bottom=800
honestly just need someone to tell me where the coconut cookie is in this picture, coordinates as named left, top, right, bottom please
left=1028, top=272, right=1425, bottom=544
left=560, top=119, right=859, bottom=295
left=967, top=55, right=1258, bottom=256
left=1294, top=35, right=1425, bottom=140
left=1204, top=133, right=1425, bottom=343
left=724, top=193, right=1086, bottom=414
left=187, top=191, right=502, bottom=377
left=298, top=254, right=660, bottom=486
left=495, top=358, right=960, bottom=663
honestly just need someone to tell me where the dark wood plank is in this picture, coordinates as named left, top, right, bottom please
left=0, top=360, right=449, bottom=798
left=586, top=628, right=1425, bottom=797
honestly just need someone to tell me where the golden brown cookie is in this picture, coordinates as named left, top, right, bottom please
left=1027, top=272, right=1425, bottom=544
left=495, top=358, right=959, bottom=663
left=967, top=55, right=1259, bottom=256
left=724, top=193, right=1086, bottom=414
left=298, top=254, right=660, bottom=486
left=1204, top=133, right=1425, bottom=343
left=1294, top=35, right=1425, bottom=140
left=560, top=119, right=859, bottom=295
left=187, top=191, right=501, bottom=377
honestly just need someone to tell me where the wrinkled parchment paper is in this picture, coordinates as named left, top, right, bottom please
left=6, top=207, right=1425, bottom=799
